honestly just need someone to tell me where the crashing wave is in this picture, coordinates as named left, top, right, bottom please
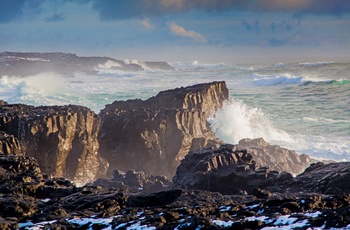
left=298, top=61, right=334, bottom=67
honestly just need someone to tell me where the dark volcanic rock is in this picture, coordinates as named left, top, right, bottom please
left=173, top=144, right=291, bottom=195
left=0, top=104, right=108, bottom=185
left=285, top=162, right=350, bottom=194
left=1, top=154, right=350, bottom=229
left=90, top=169, right=172, bottom=193
left=99, top=81, right=228, bottom=178
left=237, top=138, right=315, bottom=175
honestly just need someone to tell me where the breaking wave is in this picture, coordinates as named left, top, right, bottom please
left=208, top=99, right=293, bottom=145
left=298, top=61, right=334, bottom=67
left=253, top=73, right=348, bottom=87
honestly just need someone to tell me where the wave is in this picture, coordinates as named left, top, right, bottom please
left=170, top=61, right=230, bottom=71
left=329, top=79, right=350, bottom=86
left=253, top=74, right=303, bottom=86
left=208, top=99, right=292, bottom=145
left=253, top=73, right=349, bottom=87
left=298, top=61, right=334, bottom=67
left=208, top=99, right=350, bottom=162
left=0, top=73, right=74, bottom=105
left=302, top=116, right=350, bottom=124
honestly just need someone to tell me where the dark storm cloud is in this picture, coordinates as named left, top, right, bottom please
left=91, top=0, right=350, bottom=20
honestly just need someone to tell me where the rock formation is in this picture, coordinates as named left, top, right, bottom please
left=173, top=144, right=293, bottom=195
left=0, top=131, right=21, bottom=155
left=0, top=51, right=175, bottom=76
left=0, top=104, right=107, bottom=185
left=284, top=162, right=350, bottom=194
left=237, top=138, right=315, bottom=175
left=2, top=154, right=350, bottom=229
left=173, top=142, right=350, bottom=197
left=90, top=168, right=172, bottom=193
left=99, top=81, right=228, bottom=178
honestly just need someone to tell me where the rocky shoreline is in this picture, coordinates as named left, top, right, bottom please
left=1, top=147, right=350, bottom=229
left=1, top=81, right=350, bottom=229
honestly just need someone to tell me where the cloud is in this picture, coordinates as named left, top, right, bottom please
left=169, top=22, right=207, bottom=43
left=241, top=19, right=260, bottom=33
left=140, top=18, right=155, bottom=29
left=90, top=0, right=350, bottom=21
left=45, top=13, right=65, bottom=22
left=1, top=0, right=350, bottom=24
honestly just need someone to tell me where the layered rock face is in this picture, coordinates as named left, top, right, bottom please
left=0, top=104, right=107, bottom=185
left=99, top=81, right=228, bottom=178
left=0, top=131, right=21, bottom=155
left=173, top=144, right=292, bottom=195
left=173, top=143, right=350, bottom=197
left=237, top=138, right=314, bottom=175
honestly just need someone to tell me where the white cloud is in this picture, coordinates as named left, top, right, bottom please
left=140, top=18, right=155, bottom=29
left=169, top=22, right=207, bottom=43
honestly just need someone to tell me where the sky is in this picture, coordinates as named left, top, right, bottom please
left=0, top=0, right=350, bottom=63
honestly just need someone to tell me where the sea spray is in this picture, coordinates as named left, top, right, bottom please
left=208, top=99, right=292, bottom=145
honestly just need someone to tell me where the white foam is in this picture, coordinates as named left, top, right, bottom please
left=299, top=61, right=334, bottom=67
left=208, top=99, right=293, bottom=145
left=254, top=74, right=303, bottom=86
left=97, top=60, right=122, bottom=69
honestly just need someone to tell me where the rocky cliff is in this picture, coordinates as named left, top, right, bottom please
left=172, top=143, right=350, bottom=196
left=0, top=104, right=107, bottom=185
left=0, top=52, right=175, bottom=76
left=99, top=81, right=228, bottom=178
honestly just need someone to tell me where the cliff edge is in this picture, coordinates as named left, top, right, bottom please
left=99, top=81, right=228, bottom=178
left=0, top=104, right=108, bottom=185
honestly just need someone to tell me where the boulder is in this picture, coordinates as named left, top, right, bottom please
left=173, top=144, right=292, bottom=195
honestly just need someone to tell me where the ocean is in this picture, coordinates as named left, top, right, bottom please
left=1, top=60, right=349, bottom=162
